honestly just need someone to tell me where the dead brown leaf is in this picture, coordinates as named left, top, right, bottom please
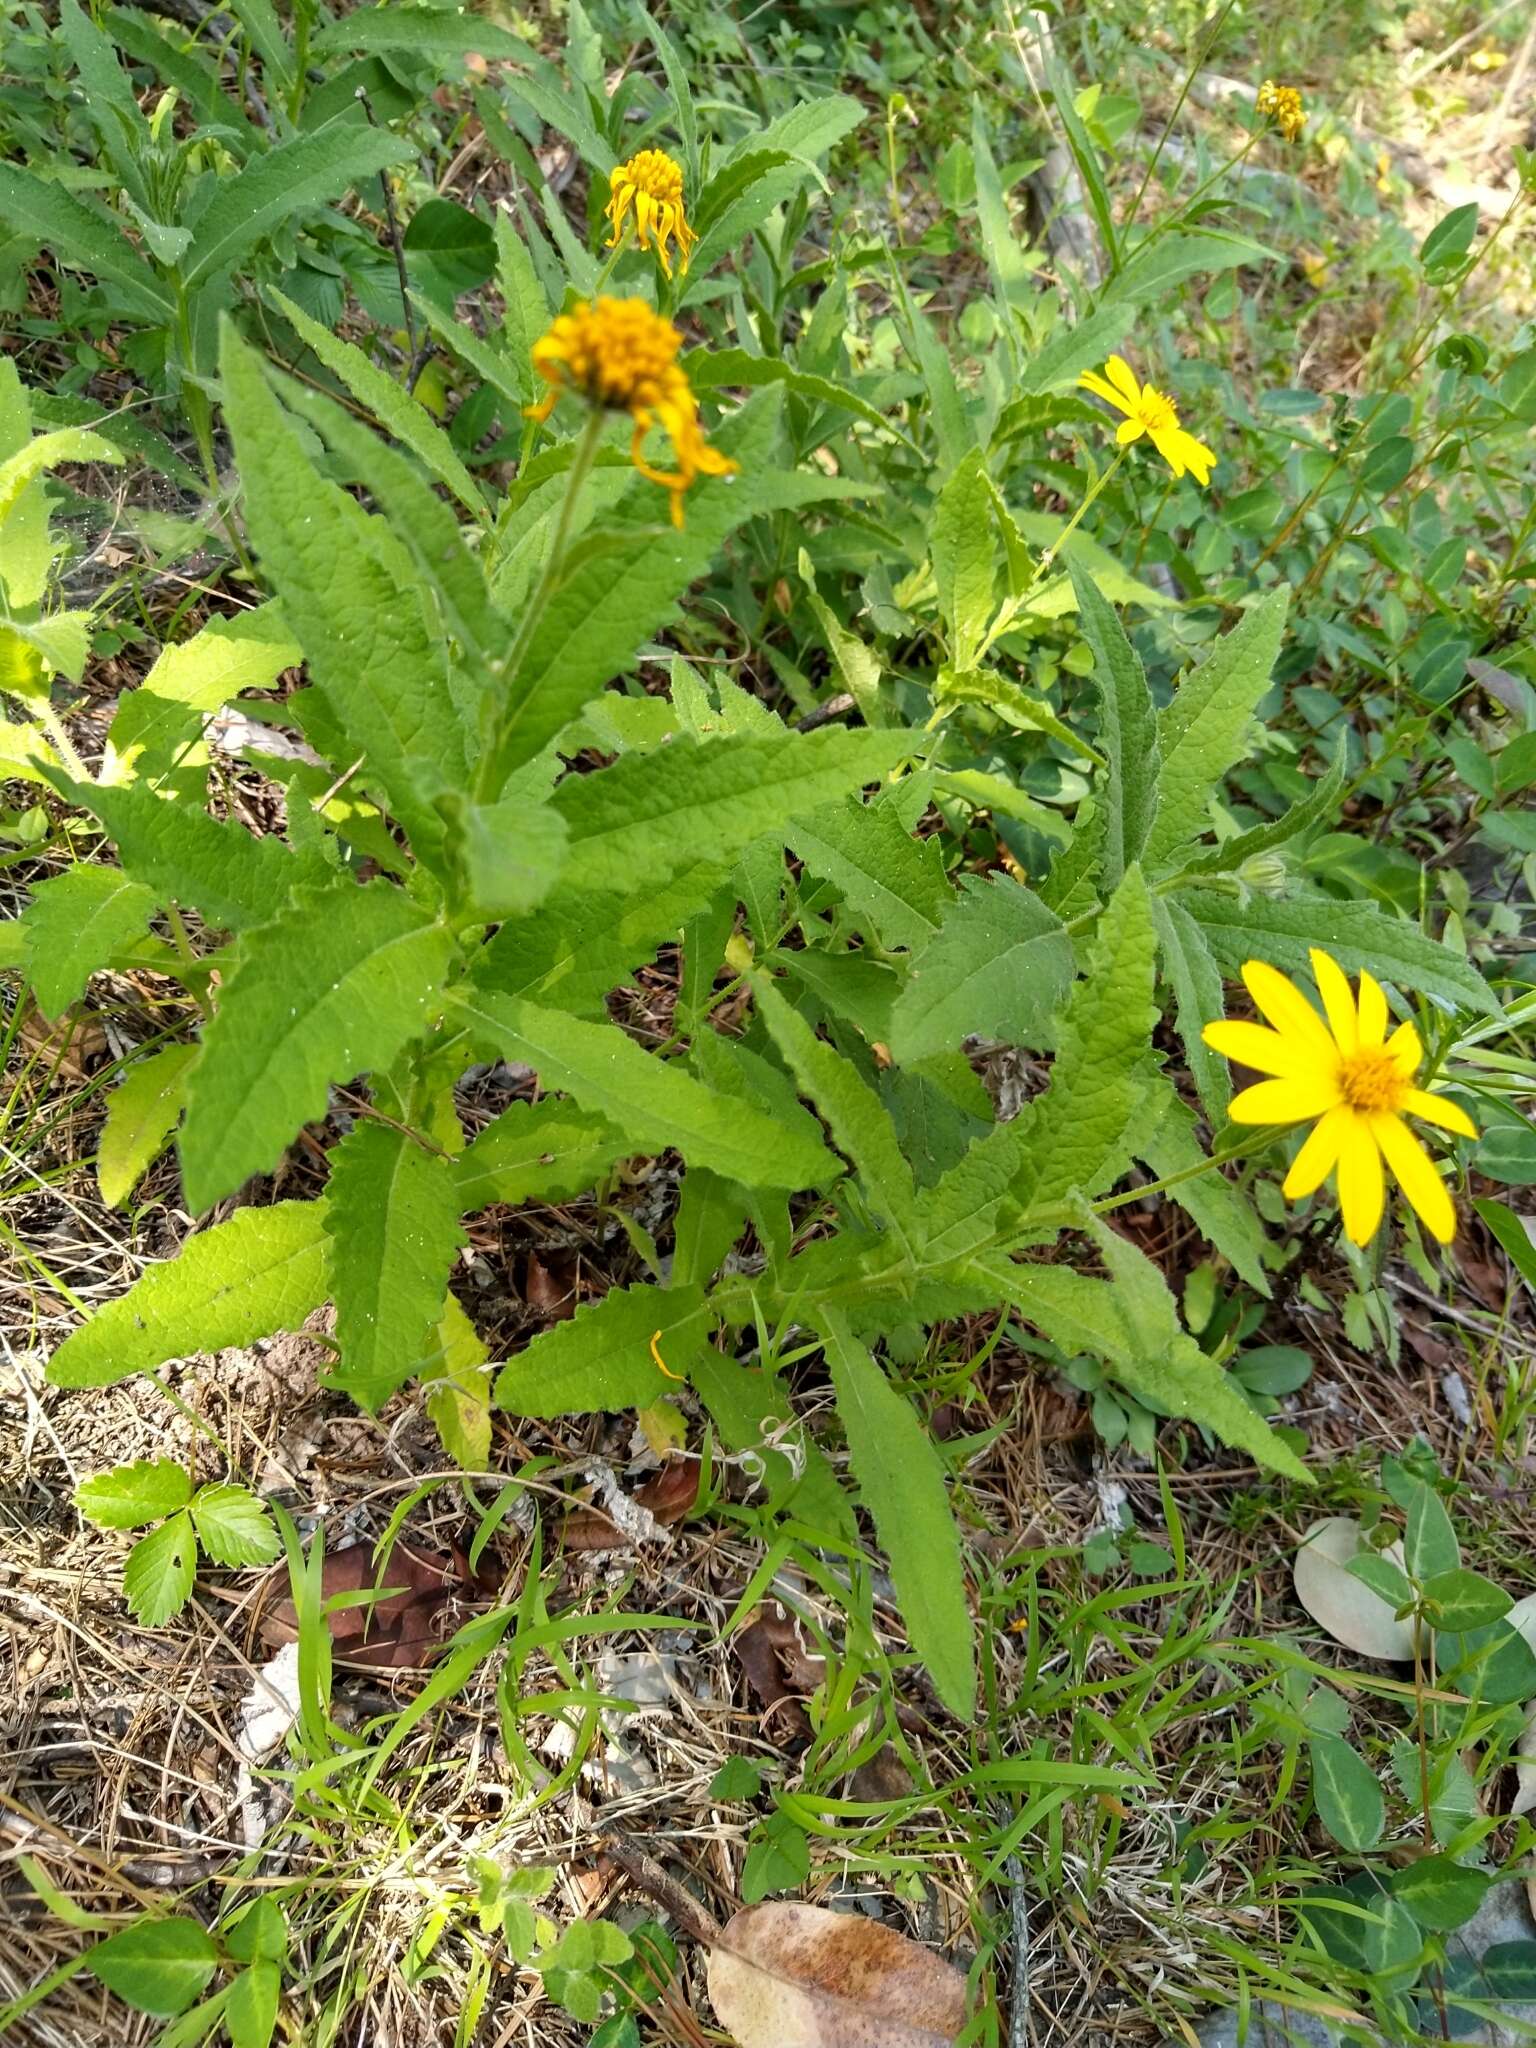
left=706, top=1901, right=966, bottom=2048
left=564, top=1456, right=702, bottom=1550
left=257, top=1539, right=461, bottom=1670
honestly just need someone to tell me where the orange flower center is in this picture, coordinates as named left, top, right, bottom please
left=1135, top=386, right=1179, bottom=434
left=1338, top=1047, right=1408, bottom=1115
left=536, top=297, right=683, bottom=411
left=619, top=149, right=685, bottom=206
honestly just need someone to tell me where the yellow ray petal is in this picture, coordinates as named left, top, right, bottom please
left=1402, top=1087, right=1477, bottom=1139
left=1309, top=949, right=1357, bottom=1053
left=1386, top=1019, right=1423, bottom=1078
left=1241, top=959, right=1335, bottom=1053
left=1228, top=1075, right=1343, bottom=1124
left=1337, top=1121, right=1385, bottom=1244
left=1374, top=1112, right=1456, bottom=1243
left=1148, top=426, right=1189, bottom=477
left=1202, top=1019, right=1321, bottom=1077
left=1355, top=969, right=1388, bottom=1047
left=1116, top=417, right=1148, bottom=445
left=1283, top=1104, right=1353, bottom=1199
left=1079, top=369, right=1130, bottom=412
left=1104, top=355, right=1141, bottom=406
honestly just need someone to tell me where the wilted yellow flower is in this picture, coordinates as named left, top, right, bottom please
left=1256, top=78, right=1307, bottom=143
left=605, top=148, right=697, bottom=278
left=1077, top=355, right=1216, bottom=485
left=1203, top=949, right=1478, bottom=1246
left=527, top=296, right=737, bottom=528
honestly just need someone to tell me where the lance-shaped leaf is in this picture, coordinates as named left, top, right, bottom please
left=48, top=1200, right=331, bottom=1388
left=98, top=1043, right=196, bottom=1209
left=494, top=1280, right=714, bottom=1415
left=1137, top=1073, right=1270, bottom=1296
left=930, top=449, right=996, bottom=671
left=450, top=986, right=835, bottom=1191
left=1152, top=895, right=1231, bottom=1125
left=21, top=866, right=158, bottom=1017
left=1068, top=559, right=1158, bottom=886
left=889, top=873, right=1072, bottom=1063
left=0, top=163, right=170, bottom=317
left=182, top=125, right=413, bottom=287
left=455, top=1097, right=633, bottom=1213
left=325, top=1122, right=467, bottom=1412
left=786, top=794, right=950, bottom=952
left=180, top=883, right=454, bottom=1212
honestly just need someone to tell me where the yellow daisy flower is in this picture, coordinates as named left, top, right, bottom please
left=1077, top=356, right=1217, bottom=485
left=1256, top=79, right=1307, bottom=144
left=526, top=295, right=738, bottom=529
left=605, top=148, right=698, bottom=278
left=1202, top=949, right=1478, bottom=1247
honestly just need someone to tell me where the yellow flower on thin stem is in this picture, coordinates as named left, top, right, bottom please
left=1077, top=355, right=1217, bottom=486
left=1202, top=949, right=1478, bottom=1246
left=604, top=148, right=698, bottom=278
left=526, top=295, right=738, bottom=529
left=1256, top=79, right=1307, bottom=144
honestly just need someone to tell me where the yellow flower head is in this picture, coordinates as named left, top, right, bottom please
left=1203, top=949, right=1478, bottom=1247
left=1077, top=356, right=1216, bottom=486
left=1256, top=79, right=1307, bottom=143
left=526, top=295, right=737, bottom=528
left=605, top=148, right=698, bottom=278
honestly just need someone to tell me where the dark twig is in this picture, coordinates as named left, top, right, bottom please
left=356, top=88, right=417, bottom=367
left=599, top=1833, right=725, bottom=1947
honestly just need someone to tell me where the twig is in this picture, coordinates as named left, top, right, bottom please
left=357, top=88, right=417, bottom=366
left=599, top=1833, right=725, bottom=1947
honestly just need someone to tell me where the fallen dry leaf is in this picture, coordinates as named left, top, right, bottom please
left=564, top=1457, right=702, bottom=1550
left=707, top=1901, right=966, bottom=2048
left=734, top=1606, right=815, bottom=1752
left=1293, top=1517, right=1416, bottom=1661
left=258, top=1539, right=463, bottom=1670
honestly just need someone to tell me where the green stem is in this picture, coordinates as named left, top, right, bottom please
left=36, top=696, right=91, bottom=785
left=590, top=223, right=633, bottom=295
left=1032, top=447, right=1128, bottom=582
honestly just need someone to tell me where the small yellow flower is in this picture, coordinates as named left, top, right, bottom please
left=1077, top=355, right=1216, bottom=485
left=1202, top=949, right=1478, bottom=1247
left=605, top=148, right=697, bottom=278
left=526, top=295, right=737, bottom=528
left=1256, top=78, right=1307, bottom=144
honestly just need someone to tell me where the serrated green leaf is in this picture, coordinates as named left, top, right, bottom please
left=49, top=1200, right=330, bottom=1388
left=219, top=324, right=463, bottom=864
left=1143, top=588, right=1289, bottom=870
left=3, top=611, right=93, bottom=686
left=751, top=973, right=919, bottom=1253
left=686, top=96, right=865, bottom=286
left=0, top=163, right=170, bottom=315
left=1016, top=866, right=1158, bottom=1215
left=76, top=1458, right=191, bottom=1531
left=889, top=873, right=1073, bottom=1063
left=1138, top=1073, right=1270, bottom=1295
left=183, top=126, right=413, bottom=288
left=1182, top=889, right=1497, bottom=1018
left=494, top=214, right=551, bottom=405
left=931, top=449, right=996, bottom=671
left=1068, top=560, right=1158, bottom=885
left=785, top=790, right=950, bottom=951
left=0, top=425, right=123, bottom=527
left=1151, top=896, right=1231, bottom=1124
left=688, top=347, right=905, bottom=446
left=324, top=1121, right=467, bottom=1411
left=190, top=1484, right=281, bottom=1567
left=1166, top=741, right=1347, bottom=881
left=421, top=1294, right=492, bottom=1469
left=1015, top=301, right=1138, bottom=396
left=181, top=882, right=453, bottom=1213
left=494, top=1280, right=713, bottom=1415
left=818, top=1310, right=975, bottom=1717
left=936, top=665, right=1099, bottom=762
left=551, top=729, right=915, bottom=895
left=21, top=866, right=158, bottom=1018
left=268, top=288, right=487, bottom=518
left=103, top=603, right=302, bottom=795
left=98, top=1044, right=196, bottom=1209
left=451, top=986, right=835, bottom=1191
left=455, top=1097, right=632, bottom=1213
left=122, top=1511, right=199, bottom=1626
left=1102, top=228, right=1277, bottom=307
left=311, top=8, right=525, bottom=55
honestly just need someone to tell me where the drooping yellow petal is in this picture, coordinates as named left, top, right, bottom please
left=1374, top=1112, right=1456, bottom=1243
left=1104, top=355, right=1142, bottom=406
left=1309, top=949, right=1357, bottom=1053
left=1386, top=1018, right=1423, bottom=1078
left=1355, top=969, right=1388, bottom=1047
left=1202, top=1019, right=1319, bottom=1077
left=1336, top=1120, right=1385, bottom=1244
left=1241, top=959, right=1335, bottom=1054
left=1283, top=1104, right=1352, bottom=1198
left=1150, top=424, right=1215, bottom=485
left=1402, top=1087, right=1478, bottom=1139
left=1116, top=416, right=1148, bottom=445
left=1078, top=368, right=1132, bottom=413
left=1228, top=1075, right=1344, bottom=1124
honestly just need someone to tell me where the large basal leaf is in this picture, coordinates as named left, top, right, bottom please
left=182, top=125, right=413, bottom=288
left=751, top=975, right=920, bottom=1253
left=818, top=1311, right=976, bottom=1718
left=48, top=1200, right=330, bottom=1387
left=219, top=324, right=464, bottom=865
left=21, top=865, right=158, bottom=1017
left=1180, top=889, right=1498, bottom=1018
left=888, top=873, right=1073, bottom=1064
left=1014, top=865, right=1158, bottom=1216
left=787, top=793, right=950, bottom=952
left=552, top=729, right=915, bottom=895
left=1143, top=587, right=1290, bottom=871
left=180, top=882, right=454, bottom=1213
left=325, top=1121, right=467, bottom=1411
left=494, top=1280, right=714, bottom=1415
left=1068, top=560, right=1158, bottom=886
left=450, top=986, right=836, bottom=1191
left=103, top=602, right=301, bottom=795
left=455, top=1096, right=633, bottom=1213
left=97, top=1043, right=196, bottom=1209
